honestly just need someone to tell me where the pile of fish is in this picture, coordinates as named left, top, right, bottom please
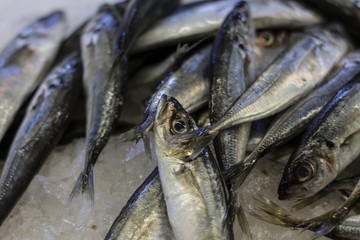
left=2, top=0, right=360, bottom=239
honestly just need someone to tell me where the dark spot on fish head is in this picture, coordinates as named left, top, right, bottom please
left=325, top=140, right=335, bottom=148
left=261, top=170, right=268, bottom=176
left=91, top=225, right=97, bottom=230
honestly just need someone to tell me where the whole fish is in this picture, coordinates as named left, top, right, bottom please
left=120, top=44, right=211, bottom=141
left=169, top=26, right=349, bottom=161
left=278, top=78, right=360, bottom=200
left=209, top=1, right=255, bottom=236
left=224, top=51, right=360, bottom=189
left=68, top=5, right=126, bottom=204
left=104, top=168, right=174, bottom=240
left=0, top=11, right=67, bottom=143
left=132, top=0, right=324, bottom=51
left=0, top=54, right=82, bottom=226
left=254, top=194, right=360, bottom=240
left=154, top=95, right=231, bottom=240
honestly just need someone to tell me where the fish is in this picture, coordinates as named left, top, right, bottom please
left=0, top=54, right=82, bottom=226
left=104, top=168, right=174, bottom=240
left=132, top=0, right=324, bottom=51
left=224, top=50, right=360, bottom=189
left=209, top=1, right=255, bottom=236
left=154, top=95, right=231, bottom=240
left=0, top=10, right=67, bottom=143
left=168, top=26, right=349, bottom=161
left=67, top=5, right=126, bottom=205
left=278, top=78, right=360, bottom=201
left=120, top=44, right=211, bottom=142
left=253, top=194, right=360, bottom=240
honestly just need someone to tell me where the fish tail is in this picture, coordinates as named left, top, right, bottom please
left=168, top=125, right=217, bottom=160
left=292, top=190, right=330, bottom=211
left=143, top=134, right=153, bottom=163
left=252, top=194, right=301, bottom=228
left=66, top=165, right=95, bottom=208
left=235, top=203, right=252, bottom=239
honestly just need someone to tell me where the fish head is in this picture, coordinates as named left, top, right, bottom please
left=17, top=11, right=67, bottom=44
left=278, top=139, right=339, bottom=200
left=154, top=95, right=197, bottom=160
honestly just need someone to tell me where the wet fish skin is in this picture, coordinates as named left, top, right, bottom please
left=68, top=6, right=126, bottom=204
left=224, top=50, right=360, bottom=189
left=209, top=2, right=255, bottom=236
left=0, top=54, right=82, bottom=226
left=154, top=95, right=230, bottom=240
left=278, top=78, right=360, bottom=201
left=169, top=27, right=349, bottom=161
left=0, top=11, right=67, bottom=143
left=104, top=168, right=174, bottom=240
left=132, top=0, right=324, bottom=51
left=123, top=45, right=211, bottom=141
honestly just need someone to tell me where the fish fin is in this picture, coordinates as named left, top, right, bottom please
left=222, top=161, right=254, bottom=190
left=66, top=166, right=95, bottom=208
left=143, top=134, right=153, bottom=163
left=235, top=203, right=252, bottom=239
left=292, top=190, right=330, bottom=211
left=252, top=194, right=300, bottom=228
left=117, top=127, right=138, bottom=142
left=168, top=126, right=217, bottom=160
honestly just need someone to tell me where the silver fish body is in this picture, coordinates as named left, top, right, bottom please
left=134, top=45, right=211, bottom=140
left=169, top=27, right=349, bottom=161
left=210, top=2, right=255, bottom=235
left=0, top=11, right=67, bottom=143
left=104, top=168, right=174, bottom=240
left=225, top=50, right=360, bottom=188
left=278, top=78, right=360, bottom=200
left=0, top=54, right=82, bottom=226
left=68, top=6, right=126, bottom=204
left=132, top=0, right=324, bottom=51
left=154, top=95, right=230, bottom=240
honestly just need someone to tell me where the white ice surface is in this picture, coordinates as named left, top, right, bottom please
left=0, top=1, right=345, bottom=239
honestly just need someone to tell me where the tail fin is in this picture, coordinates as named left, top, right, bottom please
left=235, top=203, right=252, bottom=239
left=66, top=165, right=94, bottom=208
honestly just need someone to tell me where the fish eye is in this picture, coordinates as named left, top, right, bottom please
left=172, top=118, right=188, bottom=134
left=294, top=162, right=314, bottom=182
left=325, top=140, right=335, bottom=148
left=257, top=31, right=275, bottom=47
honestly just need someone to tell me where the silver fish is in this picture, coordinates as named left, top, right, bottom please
left=120, top=44, right=211, bottom=141
left=278, top=79, right=360, bottom=200
left=154, top=95, right=230, bottom=240
left=169, top=26, right=349, bottom=161
left=67, top=6, right=126, bottom=204
left=0, top=54, right=81, bottom=226
left=104, top=168, right=174, bottom=240
left=132, top=0, right=324, bottom=51
left=225, top=50, right=360, bottom=189
left=0, top=11, right=67, bottom=143
left=209, top=1, right=255, bottom=235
